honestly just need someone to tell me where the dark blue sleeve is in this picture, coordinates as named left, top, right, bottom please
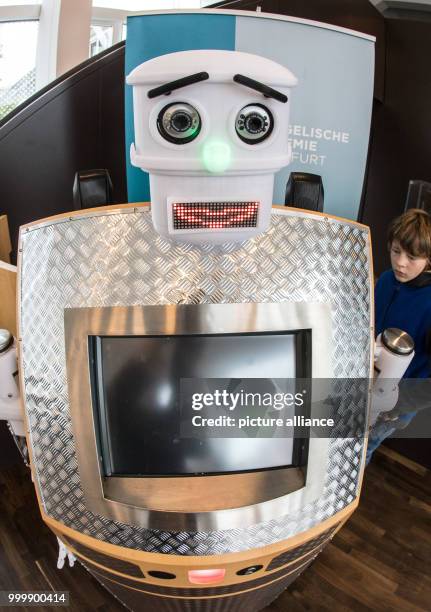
left=374, top=270, right=393, bottom=335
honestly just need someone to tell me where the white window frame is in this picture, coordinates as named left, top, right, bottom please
left=91, top=6, right=126, bottom=46
left=0, top=4, right=41, bottom=117
left=0, top=4, right=41, bottom=22
left=0, top=1, right=221, bottom=94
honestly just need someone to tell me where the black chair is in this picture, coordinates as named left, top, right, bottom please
left=285, top=172, right=324, bottom=212
left=73, top=169, right=113, bottom=210
left=404, top=180, right=431, bottom=214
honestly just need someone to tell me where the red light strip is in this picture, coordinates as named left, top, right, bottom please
left=172, top=202, right=259, bottom=230
left=188, top=569, right=226, bottom=584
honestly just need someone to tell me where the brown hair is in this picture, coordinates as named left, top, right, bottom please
left=388, top=209, right=431, bottom=260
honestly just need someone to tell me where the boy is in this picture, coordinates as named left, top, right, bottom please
left=367, top=208, right=431, bottom=461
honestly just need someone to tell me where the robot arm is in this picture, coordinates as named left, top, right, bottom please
left=0, top=329, right=25, bottom=436
left=370, top=328, right=414, bottom=427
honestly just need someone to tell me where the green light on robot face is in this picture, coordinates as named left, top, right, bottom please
left=202, top=141, right=232, bottom=173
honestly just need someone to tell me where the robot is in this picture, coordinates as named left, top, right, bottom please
left=8, top=50, right=376, bottom=612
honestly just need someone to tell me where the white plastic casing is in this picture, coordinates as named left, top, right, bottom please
left=126, top=50, right=297, bottom=243
left=374, top=333, right=414, bottom=382
left=370, top=333, right=415, bottom=425
left=0, top=336, right=24, bottom=436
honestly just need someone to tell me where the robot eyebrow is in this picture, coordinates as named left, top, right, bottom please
left=233, top=74, right=288, bottom=103
left=147, top=72, right=210, bottom=99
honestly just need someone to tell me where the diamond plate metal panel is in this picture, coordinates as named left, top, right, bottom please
left=266, top=525, right=338, bottom=571
left=19, top=208, right=371, bottom=554
left=63, top=537, right=144, bottom=578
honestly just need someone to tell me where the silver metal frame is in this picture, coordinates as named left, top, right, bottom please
left=65, top=301, right=332, bottom=531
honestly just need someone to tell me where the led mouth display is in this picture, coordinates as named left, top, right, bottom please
left=172, top=201, right=259, bottom=230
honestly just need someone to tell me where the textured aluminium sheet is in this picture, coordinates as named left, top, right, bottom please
left=19, top=208, right=371, bottom=554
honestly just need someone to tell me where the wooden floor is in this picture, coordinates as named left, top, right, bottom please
left=0, top=426, right=430, bottom=611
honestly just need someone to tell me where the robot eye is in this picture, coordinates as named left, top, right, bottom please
left=235, top=104, right=274, bottom=144
left=157, top=102, right=201, bottom=144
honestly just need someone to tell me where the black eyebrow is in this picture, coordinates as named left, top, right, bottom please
left=233, top=74, right=288, bottom=103
left=147, top=72, right=209, bottom=99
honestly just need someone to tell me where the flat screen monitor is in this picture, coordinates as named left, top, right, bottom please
left=90, top=331, right=310, bottom=477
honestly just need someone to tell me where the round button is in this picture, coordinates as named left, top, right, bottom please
left=148, top=570, right=176, bottom=580
left=236, top=565, right=263, bottom=576
left=382, top=328, right=414, bottom=355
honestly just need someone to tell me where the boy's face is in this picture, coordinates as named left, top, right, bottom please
left=390, top=240, right=429, bottom=282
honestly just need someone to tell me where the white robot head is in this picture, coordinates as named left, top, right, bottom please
left=127, top=50, right=297, bottom=243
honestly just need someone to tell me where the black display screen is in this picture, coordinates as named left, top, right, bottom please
left=90, top=332, right=310, bottom=477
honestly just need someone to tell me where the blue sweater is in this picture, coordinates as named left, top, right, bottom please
left=375, top=270, right=431, bottom=378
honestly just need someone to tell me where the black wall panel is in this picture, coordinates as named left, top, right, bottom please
left=0, top=43, right=126, bottom=260
left=362, top=18, right=431, bottom=273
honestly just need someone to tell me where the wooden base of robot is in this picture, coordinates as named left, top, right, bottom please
left=46, top=501, right=356, bottom=612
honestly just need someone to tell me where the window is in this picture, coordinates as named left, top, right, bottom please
left=0, top=1, right=209, bottom=119
left=0, top=1, right=40, bottom=6
left=0, top=19, right=38, bottom=119
left=91, top=1, right=205, bottom=57
left=90, top=23, right=114, bottom=56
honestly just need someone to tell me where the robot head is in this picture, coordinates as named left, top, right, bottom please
left=127, top=50, right=297, bottom=243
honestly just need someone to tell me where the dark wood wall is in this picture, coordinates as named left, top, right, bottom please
left=362, top=18, right=431, bottom=272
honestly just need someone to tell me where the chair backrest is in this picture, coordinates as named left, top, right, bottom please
left=285, top=172, right=324, bottom=212
left=404, top=180, right=431, bottom=214
left=73, top=169, right=113, bottom=210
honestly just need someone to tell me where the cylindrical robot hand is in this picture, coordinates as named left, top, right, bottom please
left=370, top=328, right=414, bottom=426
left=0, top=329, right=24, bottom=436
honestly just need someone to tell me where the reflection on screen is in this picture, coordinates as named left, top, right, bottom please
left=93, top=334, right=300, bottom=476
